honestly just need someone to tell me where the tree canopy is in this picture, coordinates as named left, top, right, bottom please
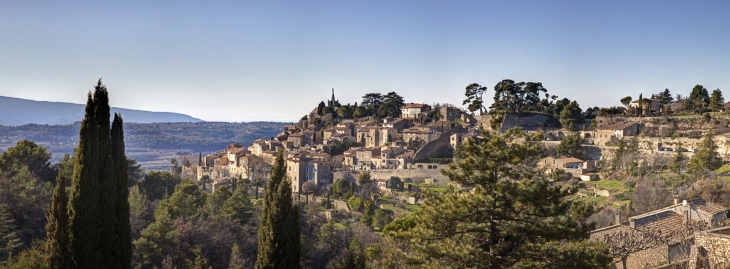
left=463, top=83, right=488, bottom=115
left=556, top=133, right=585, bottom=159
left=380, top=127, right=611, bottom=268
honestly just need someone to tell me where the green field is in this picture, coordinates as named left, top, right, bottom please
left=585, top=180, right=628, bottom=192
left=412, top=183, right=452, bottom=193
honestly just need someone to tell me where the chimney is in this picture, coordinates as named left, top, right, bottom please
left=684, top=210, right=689, bottom=223
left=614, top=212, right=621, bottom=225
left=673, top=194, right=679, bottom=205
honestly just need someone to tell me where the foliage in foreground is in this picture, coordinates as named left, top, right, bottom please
left=376, top=127, right=611, bottom=269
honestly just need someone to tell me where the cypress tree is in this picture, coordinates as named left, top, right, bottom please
left=45, top=174, right=72, bottom=269
left=69, top=79, right=131, bottom=268
left=255, top=150, right=301, bottom=269
left=111, top=114, right=131, bottom=268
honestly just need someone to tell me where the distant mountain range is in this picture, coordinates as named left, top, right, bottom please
left=0, top=96, right=203, bottom=126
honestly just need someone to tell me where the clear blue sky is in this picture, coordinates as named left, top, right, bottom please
left=2, top=1, right=729, bottom=122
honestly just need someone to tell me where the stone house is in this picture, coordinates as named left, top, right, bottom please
left=629, top=99, right=663, bottom=113
left=590, top=122, right=641, bottom=144
left=440, top=107, right=462, bottom=122
left=343, top=147, right=381, bottom=170
left=287, top=132, right=313, bottom=148
left=590, top=198, right=727, bottom=269
left=402, top=127, right=437, bottom=143
left=428, top=120, right=457, bottom=133
left=690, top=226, right=730, bottom=268
left=286, top=155, right=332, bottom=193
left=382, top=118, right=408, bottom=132
left=401, top=103, right=432, bottom=119
left=375, top=147, right=411, bottom=169
left=537, top=156, right=595, bottom=177
left=356, top=126, right=398, bottom=148
left=450, top=133, right=481, bottom=148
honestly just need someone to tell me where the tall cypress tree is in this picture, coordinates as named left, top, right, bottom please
left=46, top=174, right=72, bottom=269
left=69, top=79, right=131, bottom=268
left=255, top=150, right=301, bottom=269
left=111, top=114, right=131, bottom=268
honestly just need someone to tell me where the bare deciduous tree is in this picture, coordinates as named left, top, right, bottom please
left=631, top=178, right=671, bottom=215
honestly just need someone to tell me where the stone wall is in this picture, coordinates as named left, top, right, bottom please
left=294, top=195, right=351, bottom=213
left=333, top=166, right=450, bottom=182
left=690, top=229, right=730, bottom=268
left=413, top=131, right=453, bottom=160
left=499, top=113, right=561, bottom=133
left=473, top=113, right=562, bottom=133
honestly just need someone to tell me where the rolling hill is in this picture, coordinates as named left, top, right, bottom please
left=0, top=96, right=203, bottom=125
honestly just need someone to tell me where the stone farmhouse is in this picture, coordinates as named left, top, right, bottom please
left=401, top=103, right=431, bottom=119
left=628, top=99, right=663, bottom=113
left=590, top=197, right=727, bottom=269
left=582, top=122, right=640, bottom=145
left=537, top=156, right=596, bottom=180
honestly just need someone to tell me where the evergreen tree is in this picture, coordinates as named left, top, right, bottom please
left=669, top=143, right=687, bottom=175
left=228, top=243, right=245, bottom=269
left=709, top=88, right=725, bottom=112
left=69, top=80, right=131, bottom=269
left=555, top=133, right=585, bottom=159
left=331, top=238, right=367, bottom=269
left=381, top=127, right=611, bottom=268
left=255, top=150, right=301, bottom=269
left=0, top=203, right=22, bottom=263
left=111, top=114, right=132, bottom=268
left=559, top=101, right=584, bottom=130
left=187, top=246, right=212, bottom=269
left=221, top=186, right=254, bottom=225
left=688, top=131, right=724, bottom=174
left=46, top=174, right=72, bottom=269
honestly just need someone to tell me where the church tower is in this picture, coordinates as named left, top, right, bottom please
left=328, top=88, right=339, bottom=108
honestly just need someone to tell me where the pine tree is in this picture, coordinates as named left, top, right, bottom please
left=187, top=246, right=212, bottom=269
left=331, top=238, right=367, bottom=269
left=221, top=186, right=254, bottom=225
left=709, top=89, right=725, bottom=112
left=255, top=150, right=301, bottom=269
left=45, top=174, right=72, bottom=269
left=688, top=130, right=724, bottom=174
left=381, top=127, right=611, bottom=268
left=69, top=79, right=131, bottom=268
left=0, top=203, right=22, bottom=263
left=228, top=243, right=244, bottom=269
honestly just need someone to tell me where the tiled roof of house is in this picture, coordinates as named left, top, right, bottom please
left=404, top=103, right=429, bottom=109
left=554, top=156, right=584, bottom=164
left=690, top=198, right=728, bottom=215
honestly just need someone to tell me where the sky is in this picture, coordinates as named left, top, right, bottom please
left=1, top=1, right=729, bottom=122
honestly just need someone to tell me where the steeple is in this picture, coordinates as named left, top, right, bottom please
left=331, top=88, right=335, bottom=105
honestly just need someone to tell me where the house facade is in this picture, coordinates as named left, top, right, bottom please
left=401, top=103, right=431, bottom=118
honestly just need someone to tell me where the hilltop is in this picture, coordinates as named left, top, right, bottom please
left=0, top=95, right=203, bottom=126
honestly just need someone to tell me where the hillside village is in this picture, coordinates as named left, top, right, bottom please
left=172, top=83, right=730, bottom=269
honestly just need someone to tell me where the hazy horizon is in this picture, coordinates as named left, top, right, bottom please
left=2, top=1, right=729, bottom=121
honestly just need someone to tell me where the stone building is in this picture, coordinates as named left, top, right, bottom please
left=401, top=103, right=431, bottom=119
left=537, top=156, right=595, bottom=178
left=286, top=154, right=332, bottom=193
left=590, top=198, right=727, bottom=269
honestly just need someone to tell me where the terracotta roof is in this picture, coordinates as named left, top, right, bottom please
left=554, top=156, right=584, bottom=164
left=404, top=103, right=429, bottom=109
left=690, top=198, right=727, bottom=215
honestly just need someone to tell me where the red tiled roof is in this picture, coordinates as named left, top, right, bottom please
left=404, top=103, right=429, bottom=109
